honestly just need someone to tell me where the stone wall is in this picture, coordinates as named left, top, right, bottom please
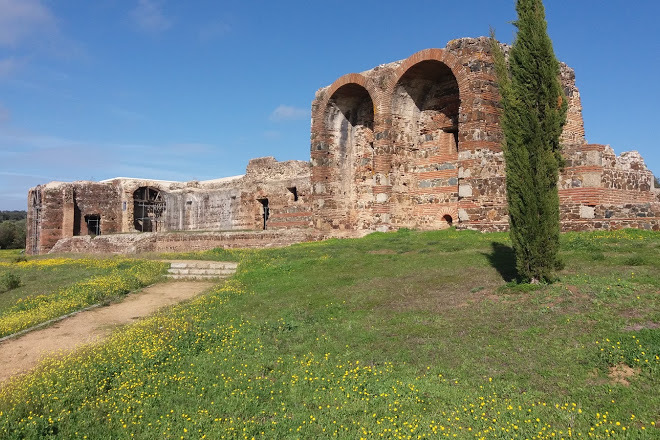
left=26, top=181, right=122, bottom=255
left=49, top=229, right=325, bottom=254
left=26, top=37, right=660, bottom=255
left=27, top=158, right=313, bottom=254
left=310, top=37, right=591, bottom=233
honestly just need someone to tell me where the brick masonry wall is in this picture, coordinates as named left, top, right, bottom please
left=26, top=37, right=659, bottom=254
left=310, top=37, right=658, bottom=234
left=26, top=182, right=122, bottom=255
left=49, top=229, right=325, bottom=254
left=27, top=158, right=313, bottom=254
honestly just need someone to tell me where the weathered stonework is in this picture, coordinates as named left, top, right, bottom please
left=26, top=37, right=659, bottom=255
left=310, top=37, right=658, bottom=234
left=27, top=158, right=312, bottom=254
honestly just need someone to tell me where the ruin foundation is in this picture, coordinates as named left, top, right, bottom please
left=27, top=37, right=660, bottom=255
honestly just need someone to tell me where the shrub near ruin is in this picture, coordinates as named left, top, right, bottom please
left=0, top=272, right=21, bottom=293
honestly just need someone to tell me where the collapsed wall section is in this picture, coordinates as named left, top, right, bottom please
left=560, top=145, right=659, bottom=230
left=311, top=37, right=658, bottom=233
left=26, top=181, right=122, bottom=255
left=310, top=37, right=589, bottom=232
left=27, top=158, right=313, bottom=254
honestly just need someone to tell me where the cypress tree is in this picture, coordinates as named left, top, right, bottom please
left=491, top=0, right=567, bottom=283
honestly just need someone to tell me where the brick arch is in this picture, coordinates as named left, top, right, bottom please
left=311, top=73, right=380, bottom=231
left=388, top=48, right=468, bottom=100
left=384, top=48, right=467, bottom=230
left=437, top=206, right=458, bottom=219
left=313, top=73, right=381, bottom=124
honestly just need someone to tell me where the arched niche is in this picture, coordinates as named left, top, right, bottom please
left=392, top=60, right=460, bottom=154
left=390, top=59, right=461, bottom=228
left=133, top=186, right=166, bottom=232
left=324, top=83, right=375, bottom=228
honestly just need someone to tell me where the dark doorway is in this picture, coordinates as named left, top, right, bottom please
left=85, top=214, right=101, bottom=236
left=258, top=198, right=269, bottom=230
left=442, top=214, right=453, bottom=227
left=287, top=187, right=298, bottom=202
left=133, top=187, right=166, bottom=232
left=73, top=203, right=81, bottom=236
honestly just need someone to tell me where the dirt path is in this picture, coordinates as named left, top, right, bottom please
left=0, top=281, right=214, bottom=384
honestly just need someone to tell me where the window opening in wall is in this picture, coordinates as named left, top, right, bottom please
left=442, top=214, right=453, bottom=227
left=133, top=187, right=166, bottom=232
left=85, top=214, right=101, bottom=236
left=443, top=126, right=459, bottom=152
left=73, top=202, right=81, bottom=236
left=257, top=198, right=269, bottom=230
left=287, top=187, right=298, bottom=202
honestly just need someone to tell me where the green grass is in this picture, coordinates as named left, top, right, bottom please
left=0, top=261, right=111, bottom=316
left=0, top=250, right=22, bottom=263
left=0, top=258, right=168, bottom=337
left=0, top=229, right=658, bottom=439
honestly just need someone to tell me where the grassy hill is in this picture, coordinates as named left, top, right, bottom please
left=0, top=228, right=658, bottom=439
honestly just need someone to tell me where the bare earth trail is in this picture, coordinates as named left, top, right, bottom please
left=0, top=281, right=215, bottom=385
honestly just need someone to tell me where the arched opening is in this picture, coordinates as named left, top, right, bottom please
left=442, top=214, right=453, bottom=227
left=324, top=83, right=374, bottom=229
left=393, top=60, right=460, bottom=155
left=391, top=60, right=461, bottom=228
left=133, top=187, right=166, bottom=232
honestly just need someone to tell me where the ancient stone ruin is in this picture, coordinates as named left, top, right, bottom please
left=27, top=37, right=660, bottom=255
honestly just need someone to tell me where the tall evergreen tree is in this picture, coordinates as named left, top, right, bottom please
left=491, top=0, right=567, bottom=282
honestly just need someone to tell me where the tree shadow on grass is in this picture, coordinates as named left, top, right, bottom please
left=482, top=242, right=519, bottom=282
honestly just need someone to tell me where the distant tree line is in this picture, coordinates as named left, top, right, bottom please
left=0, top=211, right=27, bottom=250
left=655, top=176, right=660, bottom=188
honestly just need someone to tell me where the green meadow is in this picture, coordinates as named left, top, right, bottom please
left=0, top=228, right=658, bottom=439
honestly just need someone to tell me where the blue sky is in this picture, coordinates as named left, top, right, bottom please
left=1, top=0, right=658, bottom=210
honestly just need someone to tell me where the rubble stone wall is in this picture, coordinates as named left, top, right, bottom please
left=26, top=182, right=122, bottom=255
left=310, top=37, right=592, bottom=233
left=27, top=159, right=313, bottom=254
left=26, top=37, right=660, bottom=255
left=49, top=229, right=325, bottom=255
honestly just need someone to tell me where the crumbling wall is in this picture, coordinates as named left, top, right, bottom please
left=559, top=145, right=659, bottom=230
left=25, top=181, right=121, bottom=255
left=27, top=37, right=660, bottom=255
left=28, top=158, right=312, bottom=254
left=236, top=157, right=312, bottom=230
left=311, top=37, right=587, bottom=232
left=49, top=229, right=325, bottom=254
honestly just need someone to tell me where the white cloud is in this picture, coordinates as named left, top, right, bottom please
left=0, top=0, right=56, bottom=47
left=263, top=130, right=281, bottom=139
left=0, top=103, right=9, bottom=123
left=130, top=0, right=172, bottom=33
left=199, top=21, right=231, bottom=42
left=269, top=105, right=309, bottom=122
left=0, top=57, right=23, bottom=78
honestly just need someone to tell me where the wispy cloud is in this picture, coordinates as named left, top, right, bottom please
left=199, top=21, right=231, bottom=42
left=130, top=0, right=172, bottom=34
left=263, top=130, right=281, bottom=139
left=0, top=0, right=56, bottom=47
left=269, top=105, right=309, bottom=122
left=109, top=106, right=146, bottom=122
left=0, top=57, right=24, bottom=78
left=0, top=103, right=9, bottom=124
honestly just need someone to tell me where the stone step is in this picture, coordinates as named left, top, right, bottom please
left=167, top=268, right=236, bottom=276
left=169, top=261, right=238, bottom=270
left=164, top=260, right=237, bottom=280
left=166, top=274, right=230, bottom=280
